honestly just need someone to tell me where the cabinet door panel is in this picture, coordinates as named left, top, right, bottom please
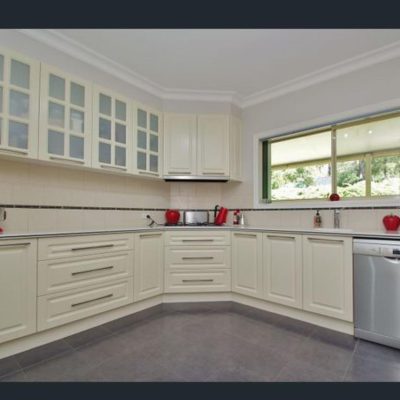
left=263, top=233, right=302, bottom=308
left=303, top=235, right=353, bottom=321
left=134, top=232, right=164, bottom=301
left=232, top=232, right=263, bottom=298
left=0, top=239, right=37, bottom=344
left=163, top=113, right=197, bottom=175
left=197, top=115, right=229, bottom=176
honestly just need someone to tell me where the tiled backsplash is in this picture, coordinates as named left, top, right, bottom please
left=0, top=159, right=399, bottom=234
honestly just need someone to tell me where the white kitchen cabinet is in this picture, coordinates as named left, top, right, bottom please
left=38, top=64, right=92, bottom=167
left=163, top=113, right=197, bottom=176
left=135, top=105, right=162, bottom=177
left=302, top=235, right=353, bottom=322
left=197, top=114, right=229, bottom=176
left=0, top=48, right=39, bottom=159
left=134, top=232, right=164, bottom=301
left=0, top=239, right=37, bottom=344
left=263, top=233, right=302, bottom=309
left=92, top=86, right=132, bottom=173
left=231, top=232, right=263, bottom=298
left=229, top=115, right=242, bottom=181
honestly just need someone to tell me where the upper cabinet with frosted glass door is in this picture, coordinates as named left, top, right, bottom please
left=39, top=65, right=92, bottom=166
left=0, top=49, right=39, bottom=159
left=92, top=87, right=132, bottom=173
left=135, top=105, right=162, bottom=177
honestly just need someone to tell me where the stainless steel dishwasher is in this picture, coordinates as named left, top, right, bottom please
left=354, top=238, right=400, bottom=349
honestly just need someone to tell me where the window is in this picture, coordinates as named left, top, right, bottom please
left=262, top=111, right=400, bottom=202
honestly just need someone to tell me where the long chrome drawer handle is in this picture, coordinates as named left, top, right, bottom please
left=71, top=244, right=115, bottom=251
left=71, top=294, right=113, bottom=308
left=182, top=279, right=214, bottom=283
left=49, top=155, right=85, bottom=164
left=100, top=164, right=127, bottom=171
left=181, top=239, right=214, bottom=242
left=181, top=256, right=214, bottom=260
left=71, top=266, right=114, bottom=276
left=0, top=147, right=29, bottom=155
left=267, top=235, right=296, bottom=240
left=0, top=242, right=31, bottom=248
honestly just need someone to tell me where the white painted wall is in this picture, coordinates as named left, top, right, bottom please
left=222, top=56, right=400, bottom=209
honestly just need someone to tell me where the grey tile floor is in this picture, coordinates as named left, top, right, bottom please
left=1, top=302, right=400, bottom=382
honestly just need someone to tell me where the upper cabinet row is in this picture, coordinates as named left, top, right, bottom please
left=0, top=48, right=241, bottom=181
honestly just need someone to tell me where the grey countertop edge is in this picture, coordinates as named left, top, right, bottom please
left=0, top=225, right=399, bottom=240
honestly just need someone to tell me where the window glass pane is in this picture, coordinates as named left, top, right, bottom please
left=48, top=102, right=65, bottom=128
left=48, top=130, right=64, bottom=155
left=150, top=154, right=158, bottom=172
left=99, top=118, right=111, bottom=140
left=337, top=160, right=366, bottom=198
left=137, top=151, right=146, bottom=170
left=99, top=142, right=111, bottom=164
left=9, top=90, right=29, bottom=119
left=150, top=134, right=158, bottom=152
left=10, top=60, right=30, bottom=89
left=99, top=94, right=111, bottom=116
left=0, top=55, right=3, bottom=81
left=115, top=123, right=126, bottom=144
left=137, top=109, right=147, bottom=128
left=0, top=86, right=3, bottom=113
left=70, top=82, right=85, bottom=107
left=150, top=114, right=158, bottom=132
left=70, top=135, right=84, bottom=159
left=8, top=121, right=28, bottom=149
left=115, top=146, right=126, bottom=167
left=115, top=100, right=126, bottom=121
left=70, top=109, right=84, bottom=133
left=270, top=131, right=331, bottom=201
left=49, top=74, right=65, bottom=100
left=371, top=155, right=400, bottom=196
left=137, top=130, right=146, bottom=149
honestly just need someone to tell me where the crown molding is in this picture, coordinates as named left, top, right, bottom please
left=241, top=39, right=400, bottom=108
left=18, top=29, right=400, bottom=110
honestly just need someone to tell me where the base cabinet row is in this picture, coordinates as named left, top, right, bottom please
left=231, top=232, right=353, bottom=322
left=0, top=230, right=353, bottom=346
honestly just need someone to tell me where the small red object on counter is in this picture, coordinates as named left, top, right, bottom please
left=215, top=207, right=228, bottom=225
left=0, top=227, right=3, bottom=234
left=382, top=214, right=400, bottom=231
left=329, top=193, right=340, bottom=201
left=165, top=209, right=180, bottom=225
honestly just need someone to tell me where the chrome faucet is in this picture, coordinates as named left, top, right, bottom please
left=333, top=209, right=340, bottom=229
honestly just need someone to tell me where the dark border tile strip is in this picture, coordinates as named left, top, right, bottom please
left=1, top=204, right=399, bottom=211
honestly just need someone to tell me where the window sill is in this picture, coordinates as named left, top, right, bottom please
left=255, top=196, right=400, bottom=209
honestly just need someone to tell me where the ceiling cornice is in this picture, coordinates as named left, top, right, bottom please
left=18, top=29, right=400, bottom=110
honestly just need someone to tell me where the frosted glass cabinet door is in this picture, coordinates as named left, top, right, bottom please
left=134, top=105, right=162, bottom=177
left=92, top=86, right=132, bottom=173
left=38, top=64, right=92, bottom=166
left=0, top=48, right=39, bottom=158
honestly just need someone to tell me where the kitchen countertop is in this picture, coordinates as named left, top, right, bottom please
left=0, top=225, right=400, bottom=240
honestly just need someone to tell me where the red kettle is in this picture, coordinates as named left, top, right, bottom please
left=165, top=209, right=180, bottom=225
left=214, top=207, right=228, bottom=225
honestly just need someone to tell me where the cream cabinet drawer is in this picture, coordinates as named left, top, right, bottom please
left=38, top=251, right=134, bottom=296
left=37, top=278, right=133, bottom=331
left=165, top=246, right=230, bottom=269
left=38, top=234, right=134, bottom=260
left=164, top=269, right=231, bottom=293
left=165, top=230, right=230, bottom=246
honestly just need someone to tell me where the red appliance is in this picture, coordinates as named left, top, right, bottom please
left=215, top=207, right=228, bottom=225
left=165, top=209, right=180, bottom=225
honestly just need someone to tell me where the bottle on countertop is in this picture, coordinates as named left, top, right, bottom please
left=313, top=209, right=322, bottom=228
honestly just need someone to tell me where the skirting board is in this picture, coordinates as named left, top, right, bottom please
left=0, top=292, right=354, bottom=359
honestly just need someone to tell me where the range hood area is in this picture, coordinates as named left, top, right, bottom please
left=163, top=175, right=229, bottom=182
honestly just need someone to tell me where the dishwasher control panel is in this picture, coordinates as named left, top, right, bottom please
left=353, top=239, right=400, bottom=257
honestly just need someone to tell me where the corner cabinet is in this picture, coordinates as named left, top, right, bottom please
left=134, top=232, right=164, bottom=301
left=92, top=86, right=132, bottom=173
left=163, top=113, right=241, bottom=180
left=0, top=48, right=39, bottom=159
left=263, top=233, right=302, bottom=309
left=0, top=239, right=37, bottom=344
left=39, top=65, right=92, bottom=166
left=134, top=106, right=162, bottom=177
left=302, top=235, right=353, bottom=322
left=231, top=232, right=263, bottom=298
